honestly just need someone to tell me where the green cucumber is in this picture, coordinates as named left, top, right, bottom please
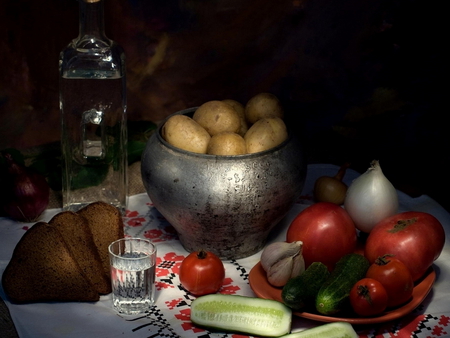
left=281, top=262, right=330, bottom=311
left=190, top=294, right=291, bottom=337
left=316, top=253, right=370, bottom=315
left=281, top=322, right=358, bottom=338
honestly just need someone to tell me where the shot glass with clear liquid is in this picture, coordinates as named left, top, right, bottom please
left=108, top=238, right=156, bottom=315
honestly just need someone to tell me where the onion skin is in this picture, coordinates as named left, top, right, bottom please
left=1, top=152, right=50, bottom=222
left=314, top=163, right=349, bottom=205
left=344, top=160, right=398, bottom=233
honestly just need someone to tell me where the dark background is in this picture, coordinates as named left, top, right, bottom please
left=1, top=0, right=448, bottom=211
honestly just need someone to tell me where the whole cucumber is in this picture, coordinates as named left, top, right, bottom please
left=282, top=262, right=330, bottom=311
left=316, top=253, right=370, bottom=315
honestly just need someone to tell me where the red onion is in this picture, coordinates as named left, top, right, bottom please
left=0, top=152, right=50, bottom=222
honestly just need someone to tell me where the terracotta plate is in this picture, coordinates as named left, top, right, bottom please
left=249, top=262, right=435, bottom=325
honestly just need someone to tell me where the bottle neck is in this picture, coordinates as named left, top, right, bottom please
left=78, top=0, right=107, bottom=41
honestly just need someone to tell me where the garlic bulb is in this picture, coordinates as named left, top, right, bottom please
left=344, top=160, right=398, bottom=233
left=260, top=241, right=305, bottom=287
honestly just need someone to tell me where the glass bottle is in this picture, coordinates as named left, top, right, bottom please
left=59, top=0, right=127, bottom=214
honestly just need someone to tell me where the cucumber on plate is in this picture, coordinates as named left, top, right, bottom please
left=316, top=253, right=370, bottom=315
left=282, top=261, right=330, bottom=310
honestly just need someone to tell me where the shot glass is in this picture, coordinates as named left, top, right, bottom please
left=108, top=238, right=157, bottom=315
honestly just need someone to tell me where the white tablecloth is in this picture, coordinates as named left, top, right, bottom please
left=1, top=164, right=449, bottom=338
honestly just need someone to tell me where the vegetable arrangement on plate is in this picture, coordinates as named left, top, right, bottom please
left=259, top=160, right=445, bottom=319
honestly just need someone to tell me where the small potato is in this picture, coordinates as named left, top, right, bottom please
left=245, top=92, right=284, bottom=124
left=193, top=100, right=241, bottom=136
left=222, top=99, right=248, bottom=136
left=162, top=114, right=211, bottom=154
left=207, top=132, right=247, bottom=155
left=244, top=117, right=288, bottom=154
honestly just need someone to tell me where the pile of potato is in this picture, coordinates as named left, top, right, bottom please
left=161, top=93, right=288, bottom=155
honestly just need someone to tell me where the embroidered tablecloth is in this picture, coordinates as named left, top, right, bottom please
left=1, top=164, right=449, bottom=338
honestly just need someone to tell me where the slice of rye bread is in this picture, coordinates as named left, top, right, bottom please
left=77, top=201, right=125, bottom=277
left=1, top=222, right=99, bottom=303
left=48, top=211, right=111, bottom=294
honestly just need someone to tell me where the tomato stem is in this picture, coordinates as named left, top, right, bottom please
left=357, top=285, right=373, bottom=305
left=197, top=249, right=208, bottom=259
left=388, top=218, right=418, bottom=233
left=374, top=254, right=394, bottom=266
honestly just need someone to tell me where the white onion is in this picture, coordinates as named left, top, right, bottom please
left=344, top=160, right=398, bottom=233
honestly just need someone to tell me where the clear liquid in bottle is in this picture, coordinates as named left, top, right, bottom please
left=59, top=0, right=127, bottom=214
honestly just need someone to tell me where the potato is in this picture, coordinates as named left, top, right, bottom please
left=161, top=114, right=211, bottom=154
left=222, top=99, right=248, bottom=136
left=193, top=100, right=241, bottom=136
left=244, top=117, right=288, bottom=154
left=207, top=132, right=247, bottom=155
left=245, top=92, right=284, bottom=124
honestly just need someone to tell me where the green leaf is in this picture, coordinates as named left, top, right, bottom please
left=128, top=120, right=157, bottom=143
left=127, top=140, right=146, bottom=164
left=127, top=120, right=157, bottom=165
left=1, top=120, right=157, bottom=191
left=69, top=164, right=109, bottom=190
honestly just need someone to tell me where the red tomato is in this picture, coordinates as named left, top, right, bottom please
left=366, top=255, right=414, bottom=307
left=179, top=250, right=225, bottom=296
left=350, top=278, right=388, bottom=317
left=286, top=202, right=357, bottom=270
left=365, top=211, right=445, bottom=281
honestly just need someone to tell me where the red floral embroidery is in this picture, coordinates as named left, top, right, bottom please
left=126, top=217, right=146, bottom=227
left=439, top=315, right=450, bottom=326
left=165, top=298, right=184, bottom=310
left=156, top=252, right=185, bottom=277
left=220, top=285, right=241, bottom=294
left=175, top=308, right=207, bottom=333
left=220, top=277, right=241, bottom=294
left=155, top=280, right=172, bottom=291
left=358, top=313, right=450, bottom=338
left=144, top=227, right=177, bottom=242
left=433, top=315, right=450, bottom=337
left=174, top=308, right=191, bottom=321
left=125, top=210, right=139, bottom=217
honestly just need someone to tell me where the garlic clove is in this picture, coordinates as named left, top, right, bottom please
left=290, top=252, right=305, bottom=279
left=267, top=257, right=295, bottom=287
left=260, top=241, right=305, bottom=287
left=260, top=241, right=303, bottom=272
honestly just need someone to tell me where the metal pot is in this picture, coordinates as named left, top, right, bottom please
left=141, top=108, right=306, bottom=259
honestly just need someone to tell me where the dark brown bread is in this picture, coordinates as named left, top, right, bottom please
left=48, top=211, right=111, bottom=294
left=77, top=201, right=125, bottom=277
left=1, top=222, right=99, bottom=303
